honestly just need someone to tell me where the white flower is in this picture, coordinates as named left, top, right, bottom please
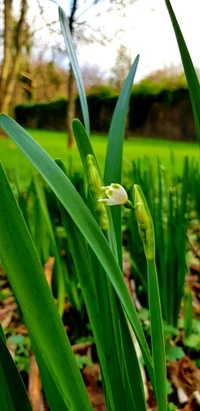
left=98, top=183, right=128, bottom=206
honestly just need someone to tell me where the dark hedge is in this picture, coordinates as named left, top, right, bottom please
left=15, top=87, right=196, bottom=141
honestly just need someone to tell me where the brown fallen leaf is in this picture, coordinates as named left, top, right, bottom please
left=168, top=356, right=200, bottom=399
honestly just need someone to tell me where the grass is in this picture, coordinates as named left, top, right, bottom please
left=0, top=128, right=200, bottom=185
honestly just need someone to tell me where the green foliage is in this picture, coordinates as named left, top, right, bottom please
left=126, top=157, right=189, bottom=326
left=166, top=346, right=185, bottom=362
left=0, top=325, right=32, bottom=411
left=15, top=82, right=195, bottom=141
left=89, top=84, right=118, bottom=98
left=182, top=319, right=200, bottom=351
left=132, top=72, right=187, bottom=96
left=75, top=355, right=93, bottom=370
left=1, top=1, right=200, bottom=410
left=15, top=99, right=67, bottom=130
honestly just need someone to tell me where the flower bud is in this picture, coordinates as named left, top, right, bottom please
left=134, top=184, right=155, bottom=260
left=85, top=154, right=108, bottom=230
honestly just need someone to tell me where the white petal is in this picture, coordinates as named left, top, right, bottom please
left=111, top=184, right=128, bottom=199
left=98, top=198, right=118, bottom=206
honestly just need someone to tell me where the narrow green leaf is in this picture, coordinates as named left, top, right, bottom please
left=0, top=114, right=154, bottom=384
left=0, top=164, right=92, bottom=411
left=56, top=159, right=146, bottom=411
left=134, top=185, right=167, bottom=411
left=0, top=325, right=32, bottom=411
left=57, top=5, right=90, bottom=136
left=32, top=176, right=65, bottom=316
left=165, top=0, right=200, bottom=142
left=147, top=260, right=167, bottom=411
left=69, top=127, right=146, bottom=410
left=104, top=55, right=140, bottom=264
left=104, top=55, right=140, bottom=184
left=72, top=119, right=118, bottom=258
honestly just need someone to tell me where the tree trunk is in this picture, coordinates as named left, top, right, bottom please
left=67, top=64, right=76, bottom=148
left=0, top=0, right=27, bottom=114
left=0, top=0, right=12, bottom=112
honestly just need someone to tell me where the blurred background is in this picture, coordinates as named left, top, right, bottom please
left=1, top=0, right=200, bottom=147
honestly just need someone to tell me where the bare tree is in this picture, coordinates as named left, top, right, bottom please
left=0, top=0, right=28, bottom=114
left=37, top=0, right=132, bottom=148
left=110, top=44, right=132, bottom=91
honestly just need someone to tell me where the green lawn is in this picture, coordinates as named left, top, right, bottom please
left=0, top=128, right=200, bottom=186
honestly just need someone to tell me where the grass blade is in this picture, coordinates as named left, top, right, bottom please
left=0, top=114, right=154, bottom=384
left=134, top=185, right=167, bottom=411
left=72, top=119, right=118, bottom=258
left=58, top=5, right=90, bottom=136
left=165, top=0, right=200, bottom=142
left=104, top=55, right=140, bottom=184
left=0, top=163, right=92, bottom=411
left=0, top=325, right=33, bottom=411
left=32, top=175, right=65, bottom=316
left=104, top=55, right=140, bottom=264
left=69, top=127, right=147, bottom=410
left=56, top=159, right=146, bottom=411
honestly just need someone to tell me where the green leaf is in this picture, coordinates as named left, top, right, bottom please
left=0, top=164, right=92, bottom=411
left=134, top=185, right=167, bottom=411
left=166, top=346, right=185, bottom=362
left=57, top=5, right=90, bottom=136
left=72, top=119, right=118, bottom=258
left=104, top=55, right=140, bottom=185
left=8, top=335, right=26, bottom=345
left=163, top=324, right=179, bottom=338
left=75, top=355, right=93, bottom=370
left=32, top=175, right=65, bottom=316
left=184, top=334, right=200, bottom=350
left=147, top=259, right=167, bottom=411
left=165, top=0, right=200, bottom=143
left=0, top=324, right=33, bottom=411
left=0, top=114, right=154, bottom=386
left=56, top=159, right=146, bottom=411
left=104, top=55, right=140, bottom=264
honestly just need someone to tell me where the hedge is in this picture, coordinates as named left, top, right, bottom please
left=15, top=87, right=196, bottom=141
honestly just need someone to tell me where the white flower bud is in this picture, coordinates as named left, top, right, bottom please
left=98, top=183, right=128, bottom=206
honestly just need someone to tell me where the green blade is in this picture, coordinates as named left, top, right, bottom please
left=104, top=55, right=140, bottom=184
left=32, top=175, right=65, bottom=316
left=58, top=5, right=90, bottom=136
left=56, top=159, right=146, bottom=411
left=0, top=325, right=33, bottom=411
left=147, top=260, right=167, bottom=411
left=0, top=164, right=92, bottom=411
left=69, top=124, right=146, bottom=410
left=165, top=0, right=200, bottom=143
left=72, top=119, right=118, bottom=258
left=104, top=55, right=140, bottom=264
left=0, top=114, right=154, bottom=384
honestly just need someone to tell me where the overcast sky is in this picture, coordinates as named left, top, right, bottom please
left=73, top=0, right=200, bottom=82
left=27, top=0, right=200, bottom=82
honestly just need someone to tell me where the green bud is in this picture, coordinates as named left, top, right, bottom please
left=134, top=184, right=155, bottom=260
left=124, top=199, right=134, bottom=209
left=85, top=154, right=108, bottom=230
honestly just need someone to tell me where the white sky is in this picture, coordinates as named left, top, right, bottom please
left=73, top=0, right=200, bottom=82
left=10, top=0, right=200, bottom=83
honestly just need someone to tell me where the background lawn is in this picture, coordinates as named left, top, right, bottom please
left=0, top=128, right=199, bottom=186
